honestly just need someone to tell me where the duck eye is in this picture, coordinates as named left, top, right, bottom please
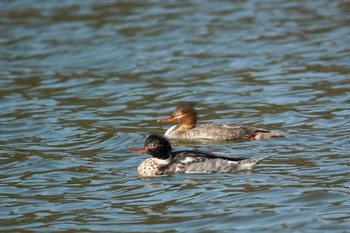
left=176, top=113, right=184, bottom=118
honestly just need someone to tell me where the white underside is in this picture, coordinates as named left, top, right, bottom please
left=164, top=125, right=177, bottom=137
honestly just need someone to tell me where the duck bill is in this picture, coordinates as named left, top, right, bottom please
left=157, top=116, right=177, bottom=123
left=127, top=148, right=149, bottom=153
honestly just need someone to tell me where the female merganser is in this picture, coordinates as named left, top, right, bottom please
left=127, top=134, right=267, bottom=177
left=157, top=102, right=283, bottom=141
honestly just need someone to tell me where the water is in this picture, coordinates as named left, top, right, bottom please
left=1, top=0, right=350, bottom=232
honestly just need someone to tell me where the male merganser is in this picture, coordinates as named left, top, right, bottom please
left=157, top=102, right=283, bottom=141
left=127, top=134, right=267, bottom=177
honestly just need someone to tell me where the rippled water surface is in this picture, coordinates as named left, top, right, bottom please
left=1, top=0, right=350, bottom=232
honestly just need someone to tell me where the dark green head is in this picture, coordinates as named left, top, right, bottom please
left=143, top=134, right=173, bottom=160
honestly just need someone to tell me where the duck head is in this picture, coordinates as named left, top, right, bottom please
left=128, top=134, right=173, bottom=160
left=157, top=102, right=197, bottom=129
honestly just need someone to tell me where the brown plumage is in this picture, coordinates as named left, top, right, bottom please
left=158, top=103, right=284, bottom=141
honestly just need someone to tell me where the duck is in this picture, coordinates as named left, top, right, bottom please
left=157, top=102, right=283, bottom=141
left=127, top=134, right=268, bottom=177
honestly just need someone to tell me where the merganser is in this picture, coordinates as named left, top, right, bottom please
left=157, top=102, right=283, bottom=141
left=127, top=134, right=267, bottom=177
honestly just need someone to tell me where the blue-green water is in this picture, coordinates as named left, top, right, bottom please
left=1, top=0, right=349, bottom=232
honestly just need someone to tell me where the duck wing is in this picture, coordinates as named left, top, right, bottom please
left=182, top=122, right=270, bottom=140
left=169, top=150, right=252, bottom=173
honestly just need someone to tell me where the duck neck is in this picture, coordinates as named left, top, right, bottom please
left=177, top=112, right=197, bottom=133
left=177, top=123, right=196, bottom=133
left=152, top=154, right=173, bottom=166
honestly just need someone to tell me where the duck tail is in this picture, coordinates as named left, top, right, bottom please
left=250, top=131, right=285, bottom=141
left=236, top=157, right=268, bottom=170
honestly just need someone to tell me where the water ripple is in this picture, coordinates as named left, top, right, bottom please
left=1, top=0, right=350, bottom=232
